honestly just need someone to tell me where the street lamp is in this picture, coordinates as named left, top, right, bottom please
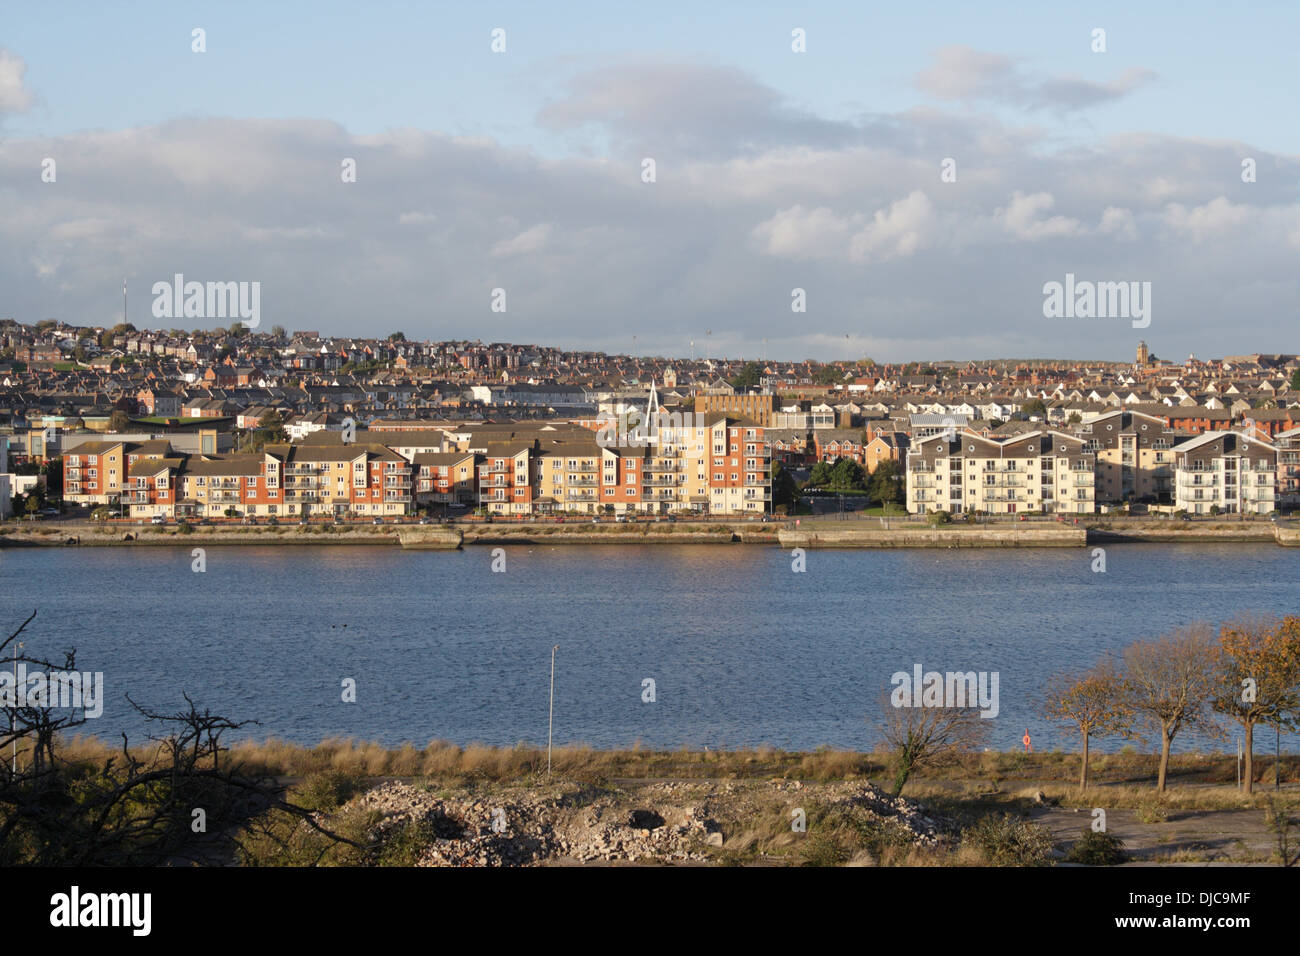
left=547, top=644, right=558, bottom=777
left=11, top=640, right=22, bottom=772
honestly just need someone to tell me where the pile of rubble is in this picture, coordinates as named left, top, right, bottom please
left=823, top=782, right=946, bottom=847
left=340, top=777, right=947, bottom=866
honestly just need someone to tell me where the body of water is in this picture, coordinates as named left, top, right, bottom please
left=2, top=543, right=1297, bottom=753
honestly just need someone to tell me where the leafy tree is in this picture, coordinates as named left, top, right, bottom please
left=728, top=361, right=761, bottom=390
left=388, top=331, right=406, bottom=342
left=813, top=366, right=842, bottom=385
left=1042, top=657, right=1126, bottom=790
left=109, top=410, right=132, bottom=432
left=1211, top=615, right=1300, bottom=794
left=1292, top=368, right=1300, bottom=391
left=808, top=460, right=833, bottom=488
left=1067, top=412, right=1082, bottom=424
left=828, top=457, right=866, bottom=491
left=271, top=325, right=287, bottom=341
left=1022, top=398, right=1047, bottom=418
left=255, top=410, right=288, bottom=446
left=771, top=461, right=797, bottom=508
left=869, top=459, right=905, bottom=506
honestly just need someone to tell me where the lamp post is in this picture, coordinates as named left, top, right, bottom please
left=547, top=644, right=558, bottom=777
left=11, top=640, right=22, bottom=772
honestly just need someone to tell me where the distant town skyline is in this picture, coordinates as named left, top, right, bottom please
left=2, top=2, right=1296, bottom=362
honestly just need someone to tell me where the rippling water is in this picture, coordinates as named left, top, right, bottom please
left=2, top=543, right=1297, bottom=752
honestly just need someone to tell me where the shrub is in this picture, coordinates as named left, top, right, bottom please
left=294, top=768, right=368, bottom=813
left=1065, top=828, right=1128, bottom=865
left=926, top=510, right=952, bottom=527
left=963, top=813, right=1055, bottom=866
left=177, top=520, right=193, bottom=534
left=799, top=829, right=851, bottom=867
left=377, top=817, right=439, bottom=867
left=1135, top=796, right=1169, bottom=824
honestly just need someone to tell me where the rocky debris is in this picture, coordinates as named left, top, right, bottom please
left=338, top=777, right=948, bottom=866
left=822, top=783, right=946, bottom=847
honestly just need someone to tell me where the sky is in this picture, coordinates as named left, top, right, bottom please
left=1, top=1, right=1297, bottom=362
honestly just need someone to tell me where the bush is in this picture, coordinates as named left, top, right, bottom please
left=294, top=768, right=368, bottom=813
left=963, top=813, right=1055, bottom=866
left=377, top=817, right=439, bottom=867
left=177, top=520, right=193, bottom=534
left=1065, top=828, right=1128, bottom=865
left=1135, top=796, right=1169, bottom=824
left=926, top=510, right=952, bottom=527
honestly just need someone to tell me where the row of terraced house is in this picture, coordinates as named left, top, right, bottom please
left=62, top=412, right=771, bottom=518
left=906, top=409, right=1298, bottom=516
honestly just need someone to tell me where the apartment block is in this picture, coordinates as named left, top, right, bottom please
left=1173, top=431, right=1276, bottom=515
left=1275, top=426, right=1300, bottom=509
left=907, top=430, right=1095, bottom=515
left=1080, top=409, right=1177, bottom=505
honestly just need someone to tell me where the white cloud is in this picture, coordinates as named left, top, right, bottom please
left=997, top=191, right=1083, bottom=240
left=751, top=205, right=855, bottom=260
left=848, top=191, right=935, bottom=261
left=1162, top=197, right=1253, bottom=243
left=491, top=223, right=553, bottom=258
left=1097, top=206, right=1138, bottom=241
left=915, top=45, right=1155, bottom=113
left=0, top=49, right=34, bottom=114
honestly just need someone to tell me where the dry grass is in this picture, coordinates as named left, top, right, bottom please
left=43, top=735, right=1300, bottom=806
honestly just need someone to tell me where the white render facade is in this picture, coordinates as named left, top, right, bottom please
left=907, top=430, right=1096, bottom=515
left=1173, top=431, right=1276, bottom=515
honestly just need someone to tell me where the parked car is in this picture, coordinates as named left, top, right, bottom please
left=267, top=516, right=279, bottom=527
left=418, top=515, right=430, bottom=525
left=615, top=514, right=628, bottom=523
left=150, top=515, right=166, bottom=525
left=40, top=507, right=60, bottom=517
left=372, top=516, right=383, bottom=525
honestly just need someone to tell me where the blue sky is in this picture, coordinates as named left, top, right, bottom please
left=1, top=1, right=1297, bottom=361
left=9, top=1, right=1298, bottom=152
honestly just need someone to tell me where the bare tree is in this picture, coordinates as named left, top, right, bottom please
left=1121, top=625, right=1222, bottom=794
left=1041, top=655, right=1126, bottom=791
left=1, top=611, right=358, bottom=865
left=1211, top=615, right=1300, bottom=794
left=876, top=691, right=989, bottom=796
